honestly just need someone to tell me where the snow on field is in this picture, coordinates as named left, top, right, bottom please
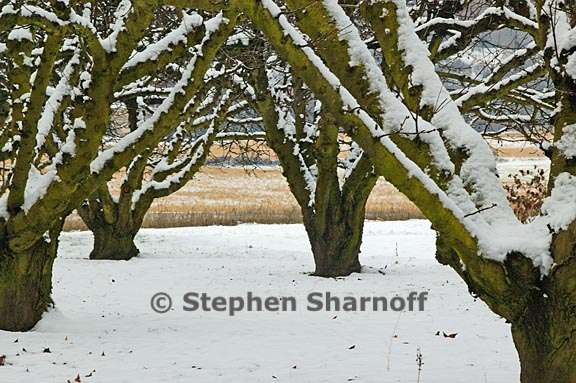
left=496, top=156, right=549, bottom=180
left=0, top=221, right=519, bottom=382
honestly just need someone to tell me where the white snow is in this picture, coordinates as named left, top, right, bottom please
left=0, top=221, right=519, bottom=382
left=99, top=0, right=132, bottom=53
left=8, top=27, right=32, bottom=42
left=555, top=124, right=576, bottom=159
left=7, top=3, right=65, bottom=26
left=541, top=172, right=576, bottom=232
left=122, top=12, right=203, bottom=70
left=23, top=165, right=59, bottom=212
left=36, top=52, right=81, bottom=153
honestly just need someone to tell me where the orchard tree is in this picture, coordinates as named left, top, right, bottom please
left=79, top=81, right=259, bottom=260
left=237, top=0, right=552, bottom=277
left=250, top=59, right=377, bottom=277
left=0, top=1, right=238, bottom=331
left=214, top=27, right=378, bottom=277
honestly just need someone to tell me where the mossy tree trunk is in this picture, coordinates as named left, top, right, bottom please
left=77, top=97, right=150, bottom=261
left=77, top=150, right=149, bottom=261
left=78, top=136, right=209, bottom=261
left=90, top=224, right=140, bottom=261
left=0, top=220, right=63, bottom=331
left=510, top=299, right=576, bottom=383
left=78, top=186, right=143, bottom=261
left=303, top=202, right=367, bottom=277
left=436, top=233, right=576, bottom=383
left=305, top=115, right=376, bottom=277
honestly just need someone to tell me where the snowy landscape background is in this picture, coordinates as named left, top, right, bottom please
left=0, top=221, right=518, bottom=382
left=2, top=0, right=575, bottom=380
left=0, top=138, right=545, bottom=382
left=0, top=139, right=545, bottom=382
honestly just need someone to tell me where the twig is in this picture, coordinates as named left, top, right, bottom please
left=463, top=203, right=498, bottom=218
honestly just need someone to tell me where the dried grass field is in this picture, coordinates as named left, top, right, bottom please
left=64, top=166, right=423, bottom=230
left=63, top=139, right=546, bottom=231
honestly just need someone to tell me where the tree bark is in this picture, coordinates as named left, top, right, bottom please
left=309, top=231, right=362, bottom=277
left=78, top=188, right=142, bottom=261
left=304, top=209, right=365, bottom=277
left=90, top=225, right=139, bottom=261
left=437, top=232, right=576, bottom=383
left=0, top=232, right=60, bottom=331
left=511, top=298, right=576, bottom=383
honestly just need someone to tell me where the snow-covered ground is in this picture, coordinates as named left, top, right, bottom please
left=0, top=221, right=519, bottom=382
left=496, top=157, right=550, bottom=180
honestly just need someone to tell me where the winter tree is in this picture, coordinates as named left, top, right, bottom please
left=78, top=81, right=259, bottom=260
left=232, top=43, right=378, bottom=277
left=0, top=0, right=238, bottom=331
left=254, top=64, right=378, bottom=277
left=232, top=0, right=552, bottom=277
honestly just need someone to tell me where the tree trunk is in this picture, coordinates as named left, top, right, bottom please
left=310, top=237, right=362, bottom=277
left=436, top=233, right=576, bottom=382
left=90, top=226, right=139, bottom=260
left=305, top=215, right=364, bottom=277
left=511, top=298, right=576, bottom=383
left=0, top=237, right=59, bottom=331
